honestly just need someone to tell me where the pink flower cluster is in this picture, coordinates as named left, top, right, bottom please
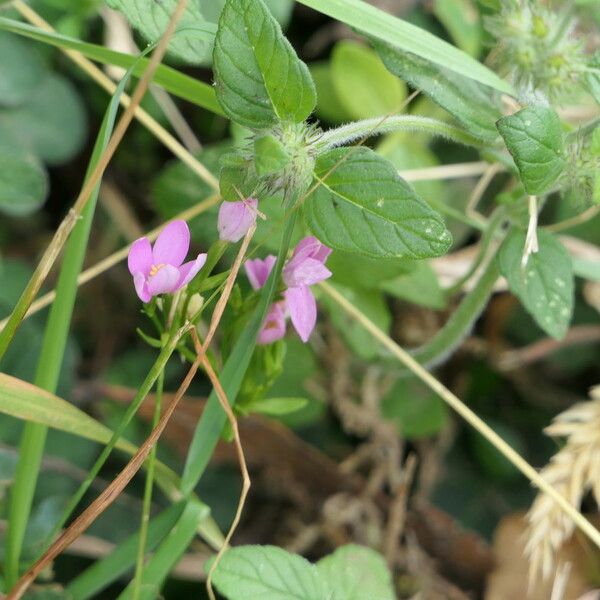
left=127, top=199, right=332, bottom=343
left=245, top=236, right=332, bottom=344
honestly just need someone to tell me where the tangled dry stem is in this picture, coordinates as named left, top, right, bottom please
left=526, top=385, right=600, bottom=584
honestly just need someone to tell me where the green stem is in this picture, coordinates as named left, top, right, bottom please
left=314, top=115, right=485, bottom=151
left=180, top=210, right=298, bottom=496
left=132, top=369, right=164, bottom=600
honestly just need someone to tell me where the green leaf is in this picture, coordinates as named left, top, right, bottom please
left=381, top=378, right=448, bottom=438
left=0, top=17, right=223, bottom=115
left=321, top=283, right=391, bottom=361
left=106, top=0, right=217, bottom=64
left=296, top=0, right=513, bottom=94
left=330, top=40, right=406, bottom=119
left=0, top=152, right=48, bottom=216
left=374, top=41, right=501, bottom=141
left=328, top=251, right=415, bottom=289
left=247, top=397, right=308, bottom=416
left=317, top=545, right=395, bottom=600
left=310, top=61, right=353, bottom=124
left=0, top=32, right=46, bottom=107
left=381, top=262, right=446, bottom=310
left=254, top=134, right=291, bottom=176
left=496, top=106, right=565, bottom=195
left=211, top=545, right=328, bottom=600
left=499, top=229, right=574, bottom=339
left=202, top=0, right=295, bottom=28
left=0, top=74, right=86, bottom=165
left=213, top=0, right=316, bottom=128
left=304, top=147, right=452, bottom=258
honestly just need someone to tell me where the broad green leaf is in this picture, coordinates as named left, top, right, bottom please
left=0, top=152, right=48, bottom=216
left=330, top=40, right=406, bottom=119
left=317, top=545, right=395, bottom=600
left=0, top=32, right=46, bottom=107
left=0, top=17, right=223, bottom=115
left=310, top=62, right=353, bottom=124
left=106, top=0, right=216, bottom=64
left=0, top=74, right=86, bottom=165
left=496, top=106, right=565, bottom=195
left=328, top=250, right=415, bottom=289
left=433, top=0, right=482, bottom=57
left=211, top=545, right=328, bottom=600
left=499, top=229, right=574, bottom=339
left=375, top=41, right=501, bottom=141
left=304, top=147, right=452, bottom=258
left=296, top=0, right=513, bottom=94
left=202, top=0, right=295, bottom=28
left=381, top=262, right=446, bottom=310
left=213, top=0, right=316, bottom=128
left=381, top=378, right=448, bottom=438
left=321, top=283, right=391, bottom=361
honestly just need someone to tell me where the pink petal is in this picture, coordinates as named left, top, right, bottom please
left=128, top=238, right=152, bottom=276
left=285, top=285, right=317, bottom=343
left=218, top=199, right=258, bottom=243
left=292, top=236, right=332, bottom=264
left=283, top=257, right=331, bottom=288
left=245, top=255, right=276, bottom=290
left=176, top=253, right=208, bottom=289
left=152, top=220, right=190, bottom=267
left=147, top=264, right=181, bottom=296
left=257, top=302, right=287, bottom=345
left=133, top=272, right=151, bottom=303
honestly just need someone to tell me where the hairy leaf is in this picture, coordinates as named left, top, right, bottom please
left=0, top=152, right=47, bottom=216
left=317, top=545, right=395, bottom=600
left=499, top=230, right=574, bottom=339
left=375, top=41, right=501, bottom=141
left=304, top=147, right=452, bottom=258
left=211, top=545, right=328, bottom=600
left=213, top=0, right=316, bottom=128
left=496, top=106, right=565, bottom=195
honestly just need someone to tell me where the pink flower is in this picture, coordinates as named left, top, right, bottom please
left=127, top=220, right=207, bottom=303
left=257, top=301, right=287, bottom=344
left=248, top=236, right=332, bottom=344
left=218, top=198, right=258, bottom=242
left=245, top=256, right=276, bottom=290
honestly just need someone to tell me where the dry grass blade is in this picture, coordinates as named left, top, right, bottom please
left=525, top=385, right=600, bottom=584
left=0, top=0, right=190, bottom=358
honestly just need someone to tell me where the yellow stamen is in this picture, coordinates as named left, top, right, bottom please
left=149, top=263, right=165, bottom=277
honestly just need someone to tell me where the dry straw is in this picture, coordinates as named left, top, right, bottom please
left=526, top=385, right=600, bottom=584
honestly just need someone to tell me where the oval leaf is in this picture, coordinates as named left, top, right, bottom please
left=304, top=147, right=452, bottom=258
left=317, top=544, right=395, bottom=600
left=211, top=545, right=328, bottom=600
left=499, top=229, right=574, bottom=339
left=213, top=0, right=316, bottom=128
left=0, top=152, right=48, bottom=216
left=496, top=106, right=565, bottom=195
